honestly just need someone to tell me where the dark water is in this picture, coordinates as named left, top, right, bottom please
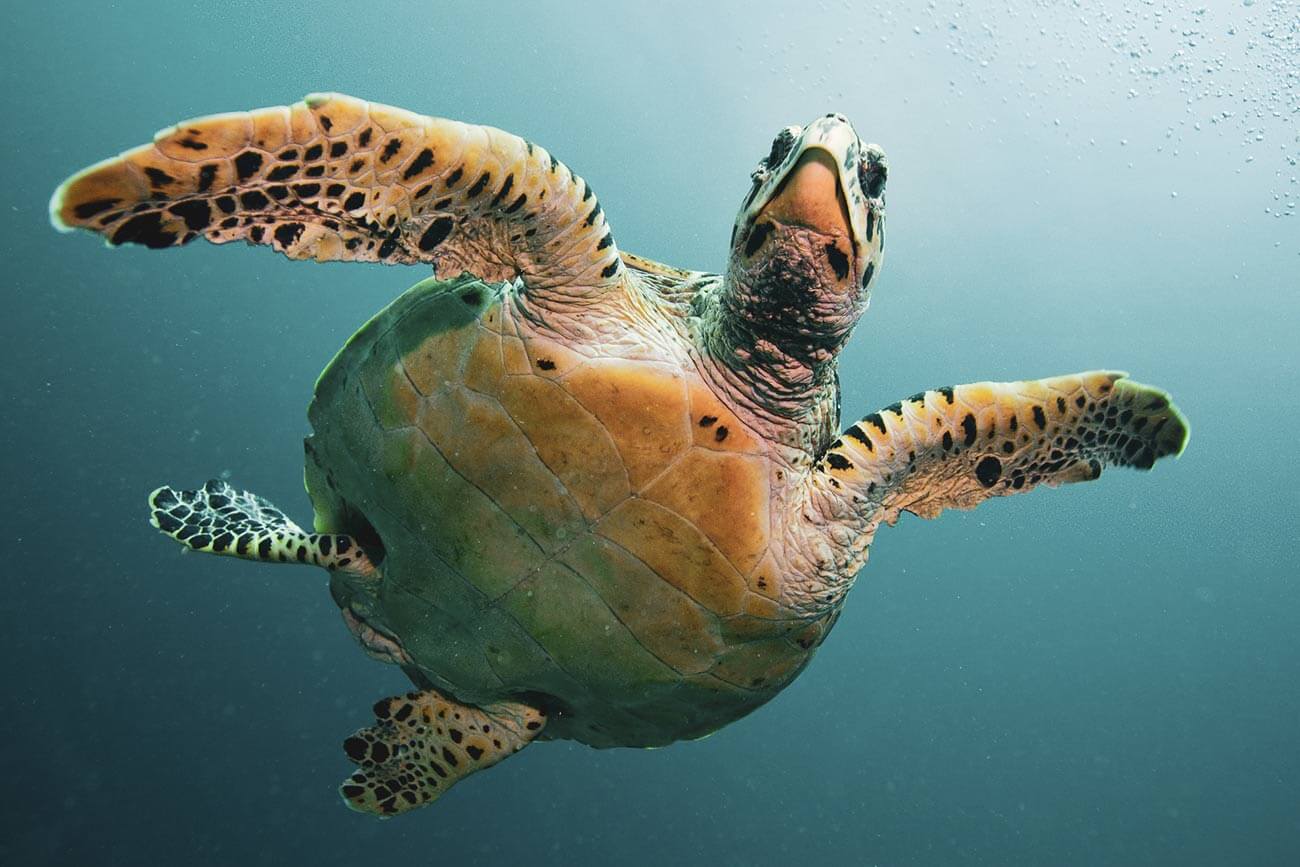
left=4, top=2, right=1298, bottom=864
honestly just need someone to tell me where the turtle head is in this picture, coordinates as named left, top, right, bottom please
left=721, top=115, right=886, bottom=372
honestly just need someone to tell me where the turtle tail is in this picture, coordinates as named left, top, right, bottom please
left=148, top=479, right=375, bottom=576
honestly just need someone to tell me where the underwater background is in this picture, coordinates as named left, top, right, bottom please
left=3, top=1, right=1298, bottom=864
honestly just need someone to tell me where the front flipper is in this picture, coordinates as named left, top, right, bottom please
left=340, top=689, right=546, bottom=816
left=51, top=93, right=623, bottom=304
left=149, top=479, right=375, bottom=577
left=819, top=371, right=1188, bottom=524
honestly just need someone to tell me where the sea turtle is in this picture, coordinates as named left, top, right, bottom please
left=51, top=93, right=1188, bottom=817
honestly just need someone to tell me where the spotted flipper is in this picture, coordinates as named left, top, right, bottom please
left=820, top=371, right=1188, bottom=525
left=50, top=93, right=624, bottom=302
left=148, top=479, right=374, bottom=577
left=340, top=688, right=546, bottom=817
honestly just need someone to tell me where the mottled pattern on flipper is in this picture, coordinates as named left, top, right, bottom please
left=51, top=93, right=623, bottom=292
left=340, top=688, right=545, bottom=817
left=820, top=371, right=1188, bottom=524
left=149, top=479, right=374, bottom=576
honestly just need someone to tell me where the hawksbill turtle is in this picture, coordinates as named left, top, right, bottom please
left=50, top=93, right=1188, bottom=817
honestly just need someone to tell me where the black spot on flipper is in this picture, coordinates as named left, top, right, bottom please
left=466, top=172, right=490, bottom=198
left=304, top=144, right=324, bottom=161
left=403, top=147, right=434, bottom=180
left=600, top=261, right=620, bottom=278
left=380, top=138, right=402, bottom=163
left=865, top=412, right=887, bottom=434
left=533, top=358, right=557, bottom=371
left=239, top=190, right=269, bottom=210
left=144, top=167, right=175, bottom=187
left=444, top=166, right=463, bottom=187
left=234, top=151, right=263, bottom=180
left=193, top=162, right=220, bottom=192
left=826, top=452, right=853, bottom=470
left=584, top=202, right=603, bottom=227
left=177, top=137, right=207, bottom=151
left=267, top=164, right=298, bottom=182
left=961, top=413, right=977, bottom=447
left=825, top=243, right=849, bottom=279
left=975, top=456, right=1002, bottom=487
left=343, top=191, right=366, bottom=212
left=249, top=226, right=265, bottom=243
left=343, top=736, right=368, bottom=761
left=714, top=426, right=729, bottom=442
left=418, top=216, right=454, bottom=252
left=596, top=232, right=614, bottom=250
left=154, top=511, right=182, bottom=533
left=466, top=745, right=484, bottom=761
left=377, top=237, right=398, bottom=259
left=936, top=386, right=955, bottom=404
left=273, top=222, right=304, bottom=248
left=505, top=194, right=527, bottom=214
left=292, top=183, right=321, bottom=198
left=215, top=195, right=236, bottom=214
left=266, top=185, right=289, bottom=201
left=942, top=431, right=953, bottom=451
left=167, top=199, right=211, bottom=231
left=73, top=198, right=119, bottom=220
left=1032, top=406, right=1048, bottom=430
left=744, top=221, right=774, bottom=256
left=111, top=211, right=176, bottom=248
left=329, top=141, right=347, bottom=158
left=844, top=424, right=871, bottom=447
left=698, top=415, right=717, bottom=428
left=326, top=183, right=346, bottom=197
left=490, top=174, right=514, bottom=207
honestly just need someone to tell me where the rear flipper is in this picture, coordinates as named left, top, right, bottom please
left=148, top=479, right=374, bottom=577
left=340, top=688, right=546, bottom=817
left=819, top=371, right=1188, bottom=525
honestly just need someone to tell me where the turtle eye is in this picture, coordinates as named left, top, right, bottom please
left=764, top=125, right=802, bottom=169
left=858, top=146, right=888, bottom=200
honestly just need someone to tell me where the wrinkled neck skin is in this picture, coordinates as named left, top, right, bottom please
left=696, top=222, right=868, bottom=456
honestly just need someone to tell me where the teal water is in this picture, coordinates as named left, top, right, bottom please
left=3, top=1, right=1298, bottom=864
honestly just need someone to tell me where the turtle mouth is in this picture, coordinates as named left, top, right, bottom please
left=759, top=147, right=853, bottom=241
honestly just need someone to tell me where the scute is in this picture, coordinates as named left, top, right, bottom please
left=563, top=357, right=692, bottom=488
left=643, top=447, right=771, bottom=577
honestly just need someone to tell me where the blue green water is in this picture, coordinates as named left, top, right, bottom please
left=3, top=1, right=1298, bottom=864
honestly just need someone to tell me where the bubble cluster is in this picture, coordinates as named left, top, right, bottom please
left=830, top=1, right=1299, bottom=217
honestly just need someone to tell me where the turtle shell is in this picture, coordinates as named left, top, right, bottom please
left=305, top=274, right=829, bottom=748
